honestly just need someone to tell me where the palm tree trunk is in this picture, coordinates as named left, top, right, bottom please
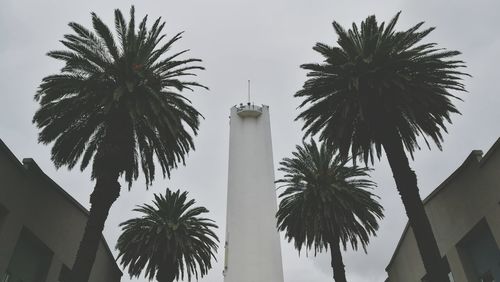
left=330, top=235, right=347, bottom=282
left=69, top=114, right=130, bottom=282
left=382, top=129, right=449, bottom=282
left=71, top=174, right=121, bottom=282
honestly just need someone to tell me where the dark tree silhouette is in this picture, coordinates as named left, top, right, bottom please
left=295, top=12, right=467, bottom=281
left=33, top=7, right=206, bottom=281
left=276, top=141, right=383, bottom=282
left=116, top=189, right=219, bottom=282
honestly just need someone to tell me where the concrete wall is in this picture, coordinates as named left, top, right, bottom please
left=386, top=140, right=500, bottom=282
left=224, top=104, right=284, bottom=282
left=0, top=143, right=122, bottom=282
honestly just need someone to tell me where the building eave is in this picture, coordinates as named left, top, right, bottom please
left=386, top=138, right=500, bottom=272
left=385, top=148, right=485, bottom=271
left=0, top=138, right=123, bottom=277
left=0, top=138, right=26, bottom=170
left=479, top=137, right=500, bottom=167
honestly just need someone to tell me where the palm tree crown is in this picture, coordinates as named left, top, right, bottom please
left=276, top=140, right=383, bottom=254
left=296, top=12, right=468, bottom=164
left=116, top=189, right=219, bottom=281
left=33, top=6, right=206, bottom=185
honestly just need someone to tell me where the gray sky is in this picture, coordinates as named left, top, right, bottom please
left=1, top=0, right=499, bottom=281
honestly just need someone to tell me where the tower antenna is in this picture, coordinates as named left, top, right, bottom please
left=247, top=80, right=251, bottom=103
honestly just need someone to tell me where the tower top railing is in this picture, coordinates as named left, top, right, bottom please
left=235, top=102, right=263, bottom=118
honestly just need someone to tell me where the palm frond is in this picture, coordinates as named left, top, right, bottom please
left=295, top=12, right=468, bottom=163
left=116, top=189, right=219, bottom=281
left=34, top=5, right=207, bottom=186
left=276, top=141, right=384, bottom=255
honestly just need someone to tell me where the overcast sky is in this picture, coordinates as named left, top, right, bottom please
left=1, top=0, right=500, bottom=281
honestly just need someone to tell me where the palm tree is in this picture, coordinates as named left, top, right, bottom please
left=116, top=189, right=219, bottom=282
left=33, top=7, right=206, bottom=281
left=295, top=12, right=468, bottom=282
left=276, top=140, right=383, bottom=282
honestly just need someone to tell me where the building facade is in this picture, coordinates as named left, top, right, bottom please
left=0, top=139, right=122, bottom=282
left=223, top=104, right=284, bottom=282
left=386, top=138, right=500, bottom=282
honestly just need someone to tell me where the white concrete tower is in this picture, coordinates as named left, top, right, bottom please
left=223, top=103, right=284, bottom=282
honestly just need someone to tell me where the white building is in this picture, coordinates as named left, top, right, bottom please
left=223, top=103, right=284, bottom=282
left=0, top=139, right=122, bottom=282
left=385, top=138, right=500, bottom=282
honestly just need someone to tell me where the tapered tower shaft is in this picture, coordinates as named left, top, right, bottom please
left=224, top=103, right=284, bottom=282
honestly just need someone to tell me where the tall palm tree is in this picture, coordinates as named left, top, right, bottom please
left=116, top=189, right=219, bottom=282
left=295, top=12, right=468, bottom=282
left=33, top=7, right=206, bottom=281
left=276, top=140, right=383, bottom=282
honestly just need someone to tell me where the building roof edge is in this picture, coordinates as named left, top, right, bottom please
left=385, top=147, right=487, bottom=272
left=0, top=138, right=25, bottom=170
left=22, top=158, right=123, bottom=276
left=479, top=137, right=500, bottom=167
left=0, top=138, right=122, bottom=276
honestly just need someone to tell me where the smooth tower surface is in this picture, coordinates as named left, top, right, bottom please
left=224, top=103, right=284, bottom=282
